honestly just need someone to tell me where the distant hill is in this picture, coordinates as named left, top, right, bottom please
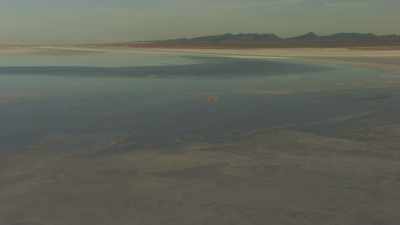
left=129, top=32, right=400, bottom=48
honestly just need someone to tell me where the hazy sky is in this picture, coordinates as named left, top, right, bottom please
left=0, top=0, right=399, bottom=43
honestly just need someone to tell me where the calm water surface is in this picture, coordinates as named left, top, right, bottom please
left=1, top=51, right=399, bottom=152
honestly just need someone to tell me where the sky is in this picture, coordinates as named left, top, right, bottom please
left=0, top=0, right=399, bottom=43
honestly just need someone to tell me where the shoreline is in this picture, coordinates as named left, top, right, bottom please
left=1, top=46, right=400, bottom=73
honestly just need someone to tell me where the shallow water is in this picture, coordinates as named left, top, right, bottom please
left=0, top=51, right=399, bottom=152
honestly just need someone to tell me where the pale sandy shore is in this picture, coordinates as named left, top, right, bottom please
left=123, top=47, right=400, bottom=73
left=0, top=46, right=38, bottom=54
left=126, top=47, right=400, bottom=58
left=3, top=46, right=399, bottom=73
left=4, top=46, right=400, bottom=58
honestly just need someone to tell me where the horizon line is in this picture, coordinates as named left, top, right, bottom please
left=2, top=31, right=400, bottom=46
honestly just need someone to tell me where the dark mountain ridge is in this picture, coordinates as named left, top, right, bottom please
left=131, top=32, right=400, bottom=48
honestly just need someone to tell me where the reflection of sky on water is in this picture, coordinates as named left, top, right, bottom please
left=1, top=53, right=400, bottom=152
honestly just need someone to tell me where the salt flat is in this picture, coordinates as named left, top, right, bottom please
left=1, top=47, right=400, bottom=225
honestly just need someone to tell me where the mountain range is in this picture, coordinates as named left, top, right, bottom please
left=130, top=32, right=400, bottom=48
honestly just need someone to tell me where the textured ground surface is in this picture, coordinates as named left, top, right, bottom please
left=1, top=126, right=400, bottom=225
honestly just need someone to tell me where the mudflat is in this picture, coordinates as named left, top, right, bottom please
left=1, top=127, right=400, bottom=225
